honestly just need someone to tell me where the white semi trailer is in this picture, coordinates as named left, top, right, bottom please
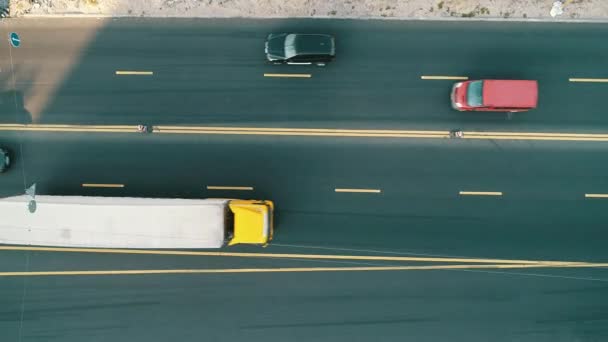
left=0, top=195, right=274, bottom=249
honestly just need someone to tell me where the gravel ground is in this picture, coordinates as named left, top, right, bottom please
left=7, top=0, right=608, bottom=20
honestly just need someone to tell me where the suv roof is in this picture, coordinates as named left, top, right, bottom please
left=285, top=34, right=335, bottom=58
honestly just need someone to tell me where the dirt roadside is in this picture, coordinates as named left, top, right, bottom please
left=6, top=0, right=608, bottom=21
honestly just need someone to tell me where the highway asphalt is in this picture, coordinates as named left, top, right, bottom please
left=2, top=19, right=608, bottom=131
left=1, top=130, right=608, bottom=341
left=2, top=256, right=607, bottom=342
left=1, top=18, right=608, bottom=341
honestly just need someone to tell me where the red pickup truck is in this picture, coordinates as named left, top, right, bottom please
left=451, top=80, right=538, bottom=112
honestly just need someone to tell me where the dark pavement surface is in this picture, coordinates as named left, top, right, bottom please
left=0, top=18, right=607, bottom=342
left=3, top=266, right=608, bottom=342
left=0, top=132, right=607, bottom=341
left=2, top=19, right=608, bottom=131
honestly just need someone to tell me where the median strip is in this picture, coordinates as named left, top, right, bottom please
left=335, top=188, right=381, bottom=193
left=420, top=75, right=468, bottom=80
left=82, top=183, right=125, bottom=188
left=4, top=124, right=608, bottom=142
left=0, top=124, right=136, bottom=133
left=155, top=126, right=449, bottom=139
left=263, top=73, right=311, bottom=78
left=459, top=191, right=503, bottom=196
left=115, top=71, right=154, bottom=76
left=207, top=186, right=254, bottom=191
left=569, top=78, right=608, bottom=83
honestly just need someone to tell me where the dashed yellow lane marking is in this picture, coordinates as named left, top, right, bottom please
left=1, top=263, right=607, bottom=277
left=207, top=186, right=254, bottom=191
left=569, top=78, right=608, bottom=83
left=263, top=73, right=311, bottom=78
left=421, top=76, right=469, bottom=80
left=0, top=246, right=590, bottom=266
left=585, top=193, right=608, bottom=198
left=335, top=188, right=382, bottom=193
left=82, top=183, right=124, bottom=188
left=115, top=71, right=154, bottom=76
left=2, top=124, right=608, bottom=142
left=459, top=191, right=503, bottom=196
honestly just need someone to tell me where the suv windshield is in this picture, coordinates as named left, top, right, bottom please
left=466, top=81, right=484, bottom=107
left=284, top=34, right=297, bottom=59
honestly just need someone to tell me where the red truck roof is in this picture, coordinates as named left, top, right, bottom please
left=482, top=80, right=538, bottom=109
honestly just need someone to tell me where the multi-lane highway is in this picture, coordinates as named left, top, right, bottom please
left=1, top=18, right=608, bottom=341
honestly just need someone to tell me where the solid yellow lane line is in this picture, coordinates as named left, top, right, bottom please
left=207, top=186, right=254, bottom=191
left=0, top=124, right=135, bottom=129
left=155, top=126, right=448, bottom=134
left=155, top=127, right=608, bottom=142
left=335, top=188, right=382, bottom=193
left=464, top=131, right=608, bottom=142
left=459, top=191, right=503, bottom=196
left=0, top=246, right=589, bottom=266
left=82, top=183, right=124, bottom=188
left=137, top=127, right=608, bottom=139
left=0, top=124, right=136, bottom=133
left=466, top=131, right=608, bottom=137
left=115, top=71, right=154, bottom=76
left=585, top=193, right=608, bottom=198
left=156, top=129, right=447, bottom=139
left=2, top=263, right=607, bottom=277
left=466, top=136, right=608, bottom=142
left=421, top=76, right=469, bottom=80
left=3, top=124, right=608, bottom=142
left=0, top=124, right=449, bottom=137
left=263, top=73, right=311, bottom=78
left=569, top=78, right=608, bottom=83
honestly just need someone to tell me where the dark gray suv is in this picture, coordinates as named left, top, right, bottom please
left=265, top=33, right=335, bottom=66
left=0, top=148, right=10, bottom=173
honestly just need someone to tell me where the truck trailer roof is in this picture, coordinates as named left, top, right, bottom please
left=0, top=195, right=230, bottom=249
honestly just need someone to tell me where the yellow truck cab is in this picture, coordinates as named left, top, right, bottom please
left=228, top=200, right=274, bottom=246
